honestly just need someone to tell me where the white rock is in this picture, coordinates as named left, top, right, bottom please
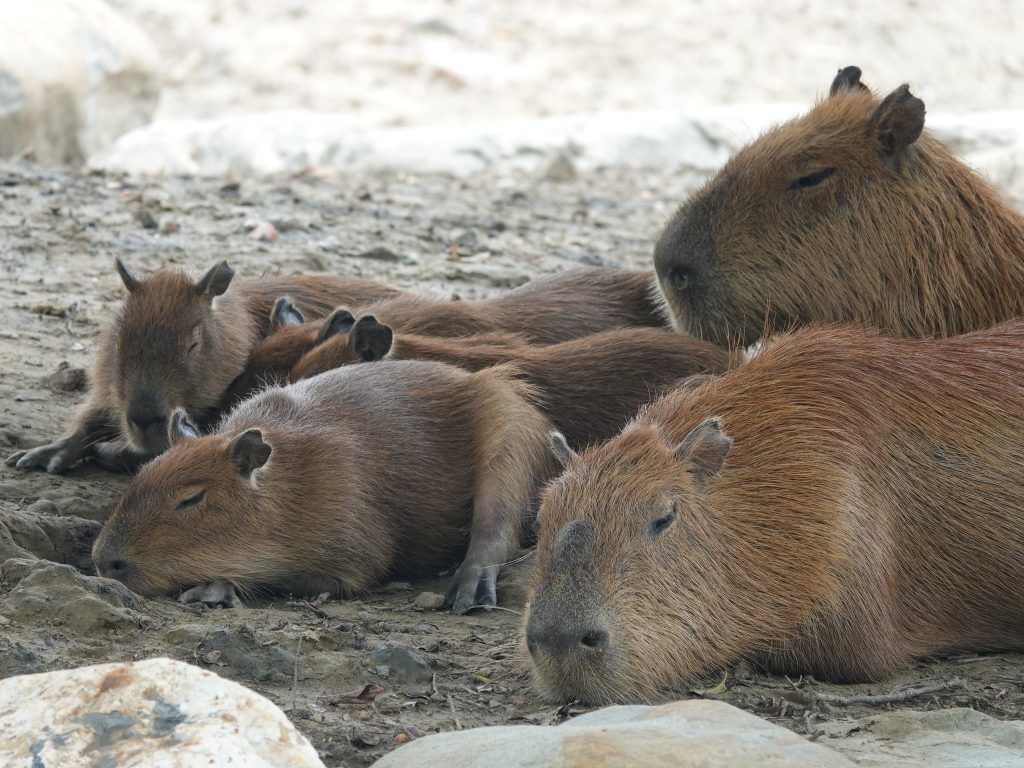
left=823, top=707, right=1024, bottom=768
left=373, top=699, right=852, bottom=768
left=0, top=0, right=160, bottom=163
left=0, top=657, right=324, bottom=768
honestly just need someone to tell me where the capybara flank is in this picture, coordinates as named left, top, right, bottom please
left=655, top=65, right=1024, bottom=348
left=525, top=322, right=1024, bottom=703
left=92, top=360, right=556, bottom=614
left=290, top=316, right=737, bottom=447
left=6, top=260, right=404, bottom=473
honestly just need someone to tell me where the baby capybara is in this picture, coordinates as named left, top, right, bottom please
left=291, top=316, right=737, bottom=447
left=6, top=260, right=403, bottom=473
left=92, top=360, right=555, bottom=614
left=525, top=322, right=1024, bottom=703
left=655, top=65, right=1024, bottom=348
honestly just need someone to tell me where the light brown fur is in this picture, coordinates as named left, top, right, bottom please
left=655, top=66, right=1024, bottom=348
left=525, top=322, right=1024, bottom=703
left=6, top=261, right=403, bottom=473
left=290, top=321, right=738, bottom=447
left=92, top=360, right=556, bottom=614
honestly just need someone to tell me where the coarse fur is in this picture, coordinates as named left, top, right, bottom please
left=525, top=322, right=1024, bottom=703
left=291, top=319, right=739, bottom=447
left=6, top=260, right=404, bottom=473
left=655, top=66, right=1024, bottom=348
left=92, top=360, right=556, bottom=614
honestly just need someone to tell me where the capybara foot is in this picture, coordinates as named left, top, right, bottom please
left=7, top=438, right=83, bottom=474
left=444, top=561, right=498, bottom=614
left=179, top=581, right=244, bottom=609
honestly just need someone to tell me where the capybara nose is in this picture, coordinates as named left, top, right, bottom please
left=527, top=621, right=610, bottom=659
left=128, top=411, right=165, bottom=432
left=666, top=265, right=694, bottom=293
left=95, top=553, right=132, bottom=580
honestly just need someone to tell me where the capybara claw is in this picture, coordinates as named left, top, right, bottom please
left=180, top=581, right=244, bottom=609
left=9, top=442, right=76, bottom=474
left=5, top=451, right=25, bottom=467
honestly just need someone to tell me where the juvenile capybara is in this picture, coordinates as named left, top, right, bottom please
left=525, top=322, right=1024, bottom=703
left=655, top=65, right=1024, bottom=348
left=290, top=316, right=737, bottom=447
left=92, top=360, right=556, bottom=614
left=6, top=260, right=404, bottom=473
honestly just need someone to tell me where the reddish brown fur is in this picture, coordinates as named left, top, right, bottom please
left=525, top=323, right=1024, bottom=703
left=6, top=262, right=403, bottom=473
left=290, top=323, right=738, bottom=447
left=92, top=360, right=556, bottom=614
left=655, top=67, right=1024, bottom=348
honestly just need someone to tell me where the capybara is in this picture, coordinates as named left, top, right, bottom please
left=525, top=322, right=1024, bottom=703
left=6, top=260, right=404, bottom=473
left=290, top=316, right=737, bottom=447
left=228, top=304, right=530, bottom=402
left=92, top=360, right=556, bottom=614
left=655, top=65, right=1024, bottom=348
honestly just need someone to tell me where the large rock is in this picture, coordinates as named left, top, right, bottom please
left=373, top=699, right=852, bottom=768
left=0, top=658, right=325, bottom=768
left=823, top=707, right=1024, bottom=768
left=0, top=0, right=160, bottom=164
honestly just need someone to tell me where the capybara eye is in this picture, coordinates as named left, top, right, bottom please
left=669, top=267, right=693, bottom=292
left=648, top=508, right=678, bottom=537
left=176, top=489, right=206, bottom=510
left=788, top=167, right=836, bottom=190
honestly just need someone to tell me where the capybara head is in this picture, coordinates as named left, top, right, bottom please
left=288, top=313, right=392, bottom=381
left=655, top=66, right=1024, bottom=347
left=113, top=258, right=249, bottom=453
left=92, top=410, right=273, bottom=596
left=525, top=422, right=739, bottom=703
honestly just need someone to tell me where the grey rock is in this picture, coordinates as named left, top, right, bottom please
left=413, top=591, right=446, bottom=610
left=368, top=643, right=432, bottom=683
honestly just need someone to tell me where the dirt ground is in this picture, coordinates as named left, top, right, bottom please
left=0, top=161, right=1021, bottom=767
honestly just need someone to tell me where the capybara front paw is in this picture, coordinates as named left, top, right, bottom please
left=179, top=581, right=244, bottom=609
left=8, top=440, right=80, bottom=474
left=444, top=562, right=498, bottom=614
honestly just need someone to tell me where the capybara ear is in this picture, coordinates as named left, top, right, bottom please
left=228, top=429, right=272, bottom=479
left=550, top=431, right=578, bottom=468
left=316, top=308, right=356, bottom=343
left=869, top=84, right=925, bottom=170
left=270, top=297, right=305, bottom=329
left=350, top=316, right=394, bottom=362
left=115, top=257, right=140, bottom=293
left=168, top=408, right=200, bottom=445
left=674, top=417, right=732, bottom=483
left=829, top=65, right=868, bottom=96
left=196, top=260, right=235, bottom=299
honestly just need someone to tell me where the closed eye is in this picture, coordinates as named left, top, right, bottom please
left=176, top=489, right=206, bottom=509
left=788, top=167, right=836, bottom=190
left=649, top=508, right=677, bottom=537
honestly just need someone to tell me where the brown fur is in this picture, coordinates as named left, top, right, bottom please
left=92, top=360, right=556, bottom=614
left=525, top=322, right=1024, bottom=703
left=290, top=321, right=738, bottom=447
left=6, top=261, right=404, bottom=473
left=655, top=66, right=1024, bottom=348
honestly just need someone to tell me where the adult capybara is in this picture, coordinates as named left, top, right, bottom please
left=6, top=260, right=404, bottom=473
left=290, top=316, right=737, bottom=447
left=655, top=65, right=1024, bottom=348
left=92, top=360, right=556, bottom=614
left=524, top=322, right=1024, bottom=703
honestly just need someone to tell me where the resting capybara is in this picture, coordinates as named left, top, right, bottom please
left=92, top=360, right=556, bottom=614
left=655, top=65, right=1024, bottom=348
left=524, top=322, right=1024, bottom=703
left=6, top=260, right=404, bottom=473
left=290, top=316, right=737, bottom=447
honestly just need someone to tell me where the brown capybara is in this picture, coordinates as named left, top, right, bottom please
left=524, top=322, right=1024, bottom=703
left=290, top=316, right=737, bottom=447
left=654, top=65, right=1024, bottom=348
left=92, top=360, right=556, bottom=614
left=5, top=259, right=405, bottom=474
left=227, top=302, right=531, bottom=402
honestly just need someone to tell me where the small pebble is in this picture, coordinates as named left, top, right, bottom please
left=159, top=217, right=180, bottom=235
left=413, top=591, right=446, bottom=610
left=133, top=208, right=158, bottom=229
left=248, top=221, right=279, bottom=242
left=202, top=650, right=222, bottom=665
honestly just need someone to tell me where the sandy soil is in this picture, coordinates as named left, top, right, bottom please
left=0, top=162, right=1021, bottom=766
left=109, top=0, right=1024, bottom=128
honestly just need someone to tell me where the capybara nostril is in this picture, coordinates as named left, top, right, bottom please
left=106, top=559, right=130, bottom=576
left=527, top=621, right=609, bottom=659
left=129, top=413, right=165, bottom=432
left=668, top=266, right=694, bottom=292
left=580, top=629, right=609, bottom=651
